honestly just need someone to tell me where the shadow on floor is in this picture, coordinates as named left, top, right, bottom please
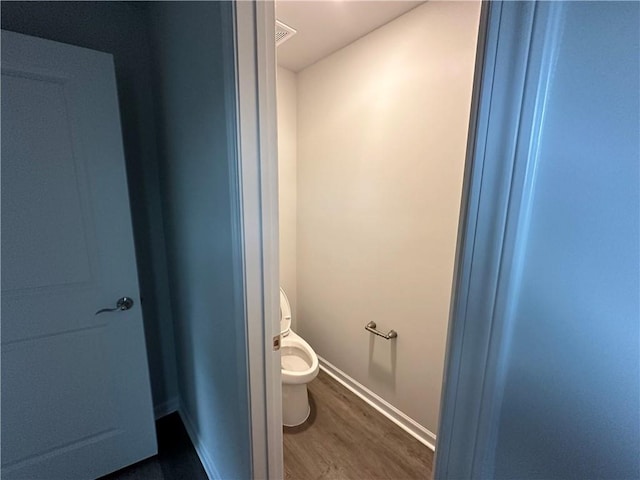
left=99, top=413, right=207, bottom=480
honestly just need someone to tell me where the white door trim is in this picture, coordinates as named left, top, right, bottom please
left=232, top=2, right=283, bottom=479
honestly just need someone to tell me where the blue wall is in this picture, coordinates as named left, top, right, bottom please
left=494, top=2, right=639, bottom=478
left=148, top=3, right=251, bottom=478
left=0, top=1, right=179, bottom=413
left=2, top=4, right=252, bottom=476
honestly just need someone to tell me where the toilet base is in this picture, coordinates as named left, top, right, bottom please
left=282, top=383, right=311, bottom=427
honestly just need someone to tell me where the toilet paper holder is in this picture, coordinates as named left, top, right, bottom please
left=365, top=321, right=398, bottom=340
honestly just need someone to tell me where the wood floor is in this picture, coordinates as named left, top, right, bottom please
left=284, top=371, right=433, bottom=480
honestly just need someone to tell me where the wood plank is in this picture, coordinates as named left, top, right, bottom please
left=284, top=371, right=433, bottom=479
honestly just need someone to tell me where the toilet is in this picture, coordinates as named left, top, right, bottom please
left=280, top=288, right=319, bottom=427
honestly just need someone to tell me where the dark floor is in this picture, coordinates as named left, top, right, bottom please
left=99, top=413, right=207, bottom=480
left=284, top=371, right=433, bottom=480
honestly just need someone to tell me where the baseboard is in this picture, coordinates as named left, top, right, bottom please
left=154, top=397, right=179, bottom=419
left=179, top=408, right=223, bottom=480
left=318, top=356, right=437, bottom=451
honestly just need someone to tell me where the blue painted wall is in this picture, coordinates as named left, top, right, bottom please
left=494, top=2, right=639, bottom=478
left=0, top=1, right=179, bottom=413
left=148, top=3, right=251, bottom=478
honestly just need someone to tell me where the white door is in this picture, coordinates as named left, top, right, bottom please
left=1, top=30, right=157, bottom=479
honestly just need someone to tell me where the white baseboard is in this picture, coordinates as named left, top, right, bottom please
left=318, top=356, right=437, bottom=451
left=179, top=408, right=223, bottom=480
left=153, top=397, right=179, bottom=419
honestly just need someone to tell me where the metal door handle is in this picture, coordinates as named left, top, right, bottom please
left=95, top=297, right=134, bottom=315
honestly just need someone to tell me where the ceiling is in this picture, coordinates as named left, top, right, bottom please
left=276, top=0, right=425, bottom=72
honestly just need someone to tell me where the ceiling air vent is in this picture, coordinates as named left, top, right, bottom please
left=276, top=20, right=297, bottom=46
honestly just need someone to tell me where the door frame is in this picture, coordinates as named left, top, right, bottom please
left=232, top=2, right=283, bottom=479
left=231, top=1, right=555, bottom=478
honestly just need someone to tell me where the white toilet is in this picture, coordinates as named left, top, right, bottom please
left=280, top=288, right=319, bottom=427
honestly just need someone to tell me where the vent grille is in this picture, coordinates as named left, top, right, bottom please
left=276, top=20, right=297, bottom=46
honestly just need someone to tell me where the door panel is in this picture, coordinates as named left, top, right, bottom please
left=1, top=30, right=157, bottom=479
left=2, top=329, right=116, bottom=464
left=2, top=72, right=93, bottom=291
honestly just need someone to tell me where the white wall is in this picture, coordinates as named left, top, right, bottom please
left=295, top=1, right=480, bottom=434
left=277, top=67, right=298, bottom=325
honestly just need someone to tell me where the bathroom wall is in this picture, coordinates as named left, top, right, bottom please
left=0, top=1, right=178, bottom=415
left=148, top=3, right=251, bottom=479
left=296, top=1, right=480, bottom=434
left=277, top=67, right=298, bottom=324
left=493, top=2, right=639, bottom=478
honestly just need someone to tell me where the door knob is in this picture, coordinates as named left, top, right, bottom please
left=95, top=297, right=134, bottom=315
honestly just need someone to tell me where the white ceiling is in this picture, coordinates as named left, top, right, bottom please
left=276, top=0, right=425, bottom=72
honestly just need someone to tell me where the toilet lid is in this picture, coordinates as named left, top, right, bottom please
left=280, top=288, right=291, bottom=336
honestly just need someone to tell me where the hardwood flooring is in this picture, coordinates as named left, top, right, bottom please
left=284, top=371, right=433, bottom=480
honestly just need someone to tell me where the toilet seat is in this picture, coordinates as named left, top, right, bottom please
left=281, top=331, right=319, bottom=385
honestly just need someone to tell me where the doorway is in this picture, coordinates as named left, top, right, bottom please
left=272, top=1, right=482, bottom=477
